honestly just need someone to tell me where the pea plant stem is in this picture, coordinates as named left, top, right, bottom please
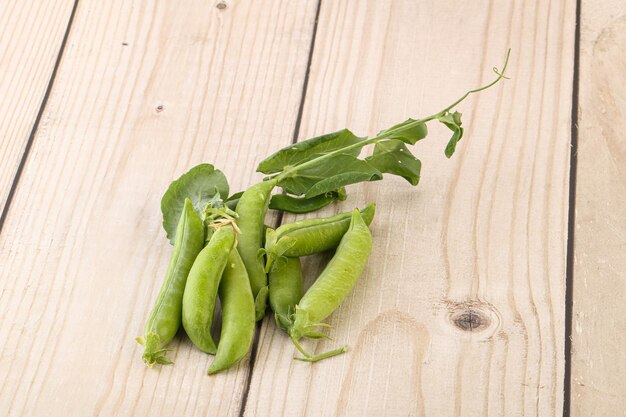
left=275, top=48, right=511, bottom=183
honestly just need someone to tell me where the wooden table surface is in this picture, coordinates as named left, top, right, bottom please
left=0, top=1, right=624, bottom=416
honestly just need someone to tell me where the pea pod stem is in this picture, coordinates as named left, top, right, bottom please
left=289, top=333, right=348, bottom=362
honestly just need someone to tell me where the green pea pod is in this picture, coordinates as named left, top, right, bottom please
left=137, top=198, right=204, bottom=367
left=264, top=203, right=375, bottom=272
left=286, top=209, right=373, bottom=362
left=269, top=257, right=304, bottom=331
left=182, top=224, right=236, bottom=354
left=235, top=179, right=277, bottom=320
left=208, top=248, right=255, bottom=374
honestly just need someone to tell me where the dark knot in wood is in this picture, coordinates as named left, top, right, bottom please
left=452, top=309, right=490, bottom=332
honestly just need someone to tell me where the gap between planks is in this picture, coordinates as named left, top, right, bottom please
left=563, top=0, right=582, bottom=415
left=0, top=0, right=80, bottom=234
left=238, top=1, right=323, bottom=415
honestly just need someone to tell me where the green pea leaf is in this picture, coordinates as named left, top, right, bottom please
left=438, top=111, right=464, bottom=158
left=365, top=139, right=421, bottom=185
left=257, top=129, right=364, bottom=174
left=268, top=187, right=347, bottom=213
left=277, top=154, right=382, bottom=197
left=378, top=119, right=428, bottom=145
left=304, top=171, right=379, bottom=198
left=161, top=164, right=229, bottom=244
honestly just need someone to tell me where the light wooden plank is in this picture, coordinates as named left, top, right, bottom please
left=245, top=1, right=576, bottom=416
left=0, top=0, right=318, bottom=416
left=572, top=1, right=626, bottom=415
left=0, top=0, right=76, bottom=213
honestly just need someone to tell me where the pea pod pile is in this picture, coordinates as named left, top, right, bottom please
left=137, top=52, right=510, bottom=373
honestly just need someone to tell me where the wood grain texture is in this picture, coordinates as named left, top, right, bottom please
left=0, top=0, right=317, bottom=416
left=572, top=1, right=626, bottom=415
left=0, top=0, right=76, bottom=213
left=244, top=1, right=576, bottom=416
